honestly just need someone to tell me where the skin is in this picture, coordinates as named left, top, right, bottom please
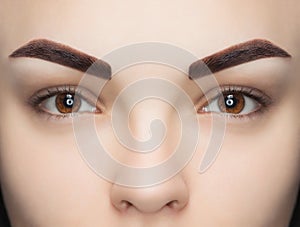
left=0, top=0, right=300, bottom=227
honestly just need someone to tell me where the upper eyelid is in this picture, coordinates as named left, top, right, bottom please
left=29, top=85, right=106, bottom=112
left=196, top=85, right=272, bottom=110
left=29, top=85, right=271, bottom=116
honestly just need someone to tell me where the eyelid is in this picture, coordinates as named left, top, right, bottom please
left=28, top=85, right=105, bottom=117
left=196, top=85, right=273, bottom=117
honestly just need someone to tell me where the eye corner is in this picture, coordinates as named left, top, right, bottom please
left=27, top=84, right=103, bottom=121
left=197, top=85, right=272, bottom=120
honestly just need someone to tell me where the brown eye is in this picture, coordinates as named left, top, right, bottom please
left=55, top=93, right=81, bottom=113
left=199, top=86, right=270, bottom=118
left=217, top=92, right=245, bottom=114
left=198, top=86, right=264, bottom=116
left=30, top=85, right=103, bottom=120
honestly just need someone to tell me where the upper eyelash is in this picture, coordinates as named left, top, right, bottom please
left=219, top=85, right=272, bottom=107
left=28, top=85, right=103, bottom=119
left=28, top=85, right=79, bottom=107
left=29, top=84, right=272, bottom=121
left=28, top=84, right=103, bottom=107
left=222, top=85, right=272, bottom=106
left=202, top=85, right=272, bottom=106
left=197, top=85, right=273, bottom=117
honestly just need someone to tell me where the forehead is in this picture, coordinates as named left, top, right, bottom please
left=0, top=0, right=299, bottom=58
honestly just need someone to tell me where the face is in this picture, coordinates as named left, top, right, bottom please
left=0, top=1, right=299, bottom=227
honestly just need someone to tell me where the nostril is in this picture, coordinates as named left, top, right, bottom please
left=116, top=200, right=132, bottom=211
left=110, top=177, right=189, bottom=213
left=166, top=200, right=185, bottom=210
left=166, top=200, right=177, bottom=207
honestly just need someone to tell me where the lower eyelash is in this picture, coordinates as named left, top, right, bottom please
left=28, top=84, right=273, bottom=122
left=197, top=85, right=273, bottom=120
left=224, top=104, right=269, bottom=121
left=27, top=84, right=101, bottom=121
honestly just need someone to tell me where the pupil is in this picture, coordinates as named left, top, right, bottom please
left=225, top=94, right=236, bottom=108
left=218, top=92, right=244, bottom=114
left=64, top=94, right=74, bottom=107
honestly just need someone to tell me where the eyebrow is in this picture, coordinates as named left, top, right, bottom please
left=10, top=39, right=291, bottom=80
left=189, top=39, right=291, bottom=79
left=9, top=39, right=112, bottom=79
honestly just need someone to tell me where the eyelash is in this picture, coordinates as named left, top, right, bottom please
left=28, top=84, right=272, bottom=122
left=197, top=85, right=272, bottom=120
left=28, top=85, right=101, bottom=120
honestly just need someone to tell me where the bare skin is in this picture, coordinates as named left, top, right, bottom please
left=0, top=1, right=299, bottom=227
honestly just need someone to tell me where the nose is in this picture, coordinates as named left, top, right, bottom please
left=110, top=176, right=189, bottom=213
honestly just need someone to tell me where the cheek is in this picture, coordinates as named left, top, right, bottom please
left=0, top=99, right=113, bottom=226
left=186, top=97, right=300, bottom=226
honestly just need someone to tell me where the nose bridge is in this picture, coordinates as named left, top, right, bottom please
left=110, top=176, right=189, bottom=213
left=128, top=98, right=180, bottom=148
left=129, top=98, right=174, bottom=141
left=123, top=98, right=181, bottom=168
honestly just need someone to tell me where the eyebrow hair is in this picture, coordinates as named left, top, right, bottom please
left=9, top=39, right=112, bottom=79
left=189, top=39, right=291, bottom=79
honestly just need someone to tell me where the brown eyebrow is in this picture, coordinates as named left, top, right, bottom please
left=189, top=39, right=291, bottom=79
left=9, top=39, right=112, bottom=79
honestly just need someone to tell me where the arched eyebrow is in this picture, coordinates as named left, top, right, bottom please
left=9, top=39, right=291, bottom=80
left=189, top=39, right=291, bottom=79
left=9, top=39, right=112, bottom=79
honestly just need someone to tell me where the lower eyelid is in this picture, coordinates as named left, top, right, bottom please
left=29, top=84, right=272, bottom=123
left=198, top=105, right=271, bottom=126
left=196, top=85, right=272, bottom=117
left=28, top=85, right=104, bottom=119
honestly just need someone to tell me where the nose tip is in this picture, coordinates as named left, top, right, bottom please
left=110, top=177, right=189, bottom=213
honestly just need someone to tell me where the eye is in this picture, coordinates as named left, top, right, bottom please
left=198, top=85, right=272, bottom=117
left=202, top=91, right=259, bottom=115
left=29, top=85, right=102, bottom=119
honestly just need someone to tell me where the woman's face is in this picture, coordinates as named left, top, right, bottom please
left=0, top=1, right=299, bottom=226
